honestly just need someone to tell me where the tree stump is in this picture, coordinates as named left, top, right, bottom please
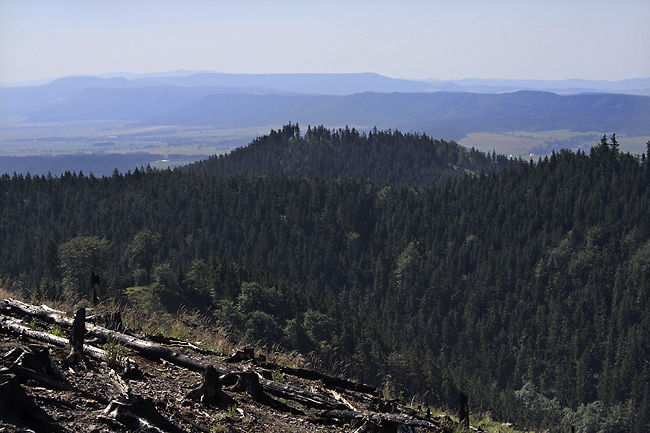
left=65, top=308, right=90, bottom=367
left=232, top=370, right=264, bottom=401
left=5, top=345, right=67, bottom=382
left=186, top=365, right=234, bottom=407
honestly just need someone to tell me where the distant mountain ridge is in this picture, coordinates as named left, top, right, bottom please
left=22, top=89, right=650, bottom=139
left=3, top=71, right=649, bottom=94
left=2, top=71, right=649, bottom=142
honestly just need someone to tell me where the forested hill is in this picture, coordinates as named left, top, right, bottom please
left=188, top=124, right=520, bottom=186
left=1, top=134, right=649, bottom=432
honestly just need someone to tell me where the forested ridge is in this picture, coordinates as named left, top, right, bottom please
left=1, top=127, right=649, bottom=432
left=187, top=123, right=518, bottom=186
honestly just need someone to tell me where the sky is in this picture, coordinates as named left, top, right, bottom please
left=1, top=0, right=649, bottom=84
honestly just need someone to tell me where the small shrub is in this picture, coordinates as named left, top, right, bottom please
left=271, top=368, right=286, bottom=383
left=226, top=405, right=238, bottom=418
left=104, top=339, right=128, bottom=370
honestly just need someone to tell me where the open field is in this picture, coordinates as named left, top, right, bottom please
left=459, top=130, right=650, bottom=158
left=0, top=119, right=274, bottom=158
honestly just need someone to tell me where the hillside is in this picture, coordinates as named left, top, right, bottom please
left=0, top=129, right=649, bottom=432
left=187, top=124, right=520, bottom=186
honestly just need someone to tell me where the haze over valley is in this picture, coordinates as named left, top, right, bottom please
left=1, top=71, right=649, bottom=176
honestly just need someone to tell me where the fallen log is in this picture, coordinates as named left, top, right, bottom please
left=259, top=375, right=348, bottom=410
left=0, top=314, right=136, bottom=370
left=4, top=299, right=75, bottom=327
left=311, top=408, right=445, bottom=430
left=102, top=399, right=188, bottom=433
left=257, top=360, right=377, bottom=395
left=146, top=333, right=221, bottom=356
left=3, top=299, right=205, bottom=372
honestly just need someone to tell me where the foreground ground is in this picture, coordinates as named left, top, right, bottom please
left=0, top=297, right=473, bottom=433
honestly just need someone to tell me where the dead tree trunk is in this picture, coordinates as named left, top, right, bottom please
left=64, top=308, right=90, bottom=367
left=91, top=271, right=100, bottom=306
left=459, top=393, right=469, bottom=430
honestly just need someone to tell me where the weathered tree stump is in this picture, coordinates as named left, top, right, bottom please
left=232, top=370, right=264, bottom=401
left=186, top=365, right=234, bottom=407
left=4, top=345, right=66, bottom=382
left=88, top=311, right=124, bottom=332
left=65, top=308, right=90, bottom=367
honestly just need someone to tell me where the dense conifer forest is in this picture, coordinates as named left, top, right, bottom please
left=188, top=123, right=520, bottom=185
left=1, top=126, right=649, bottom=432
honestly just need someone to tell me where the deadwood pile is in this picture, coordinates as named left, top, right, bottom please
left=0, top=298, right=472, bottom=433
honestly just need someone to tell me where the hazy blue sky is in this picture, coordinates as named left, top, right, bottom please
left=1, top=0, right=649, bottom=83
